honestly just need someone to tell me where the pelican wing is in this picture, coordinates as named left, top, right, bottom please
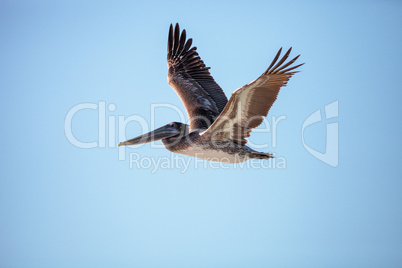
left=167, top=23, right=228, bottom=130
left=200, top=48, right=303, bottom=145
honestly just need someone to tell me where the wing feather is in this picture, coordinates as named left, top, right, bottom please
left=201, top=48, right=304, bottom=145
left=167, top=23, right=228, bottom=130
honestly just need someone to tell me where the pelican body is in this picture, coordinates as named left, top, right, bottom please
left=118, top=24, right=303, bottom=163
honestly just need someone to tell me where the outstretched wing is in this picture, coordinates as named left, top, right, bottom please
left=200, top=47, right=303, bottom=145
left=167, top=23, right=228, bottom=130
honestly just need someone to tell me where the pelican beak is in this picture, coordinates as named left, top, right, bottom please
left=118, top=125, right=181, bottom=147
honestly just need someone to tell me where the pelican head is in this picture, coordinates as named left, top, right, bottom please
left=118, top=122, right=188, bottom=147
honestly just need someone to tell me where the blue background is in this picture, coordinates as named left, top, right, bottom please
left=1, top=1, right=401, bottom=267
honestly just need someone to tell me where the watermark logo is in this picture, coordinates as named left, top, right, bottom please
left=301, top=100, right=339, bottom=167
left=128, top=152, right=286, bottom=173
left=64, top=100, right=339, bottom=170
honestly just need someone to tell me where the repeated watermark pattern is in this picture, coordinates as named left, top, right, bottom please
left=64, top=101, right=339, bottom=171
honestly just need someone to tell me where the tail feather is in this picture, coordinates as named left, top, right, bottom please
left=249, top=152, right=274, bottom=160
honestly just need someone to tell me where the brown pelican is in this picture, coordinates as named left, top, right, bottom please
left=118, top=23, right=303, bottom=163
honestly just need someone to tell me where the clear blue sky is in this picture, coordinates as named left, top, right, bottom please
left=1, top=1, right=402, bottom=267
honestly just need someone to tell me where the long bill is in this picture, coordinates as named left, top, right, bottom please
left=118, top=125, right=180, bottom=147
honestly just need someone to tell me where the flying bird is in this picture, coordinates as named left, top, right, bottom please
left=118, top=23, right=303, bottom=163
